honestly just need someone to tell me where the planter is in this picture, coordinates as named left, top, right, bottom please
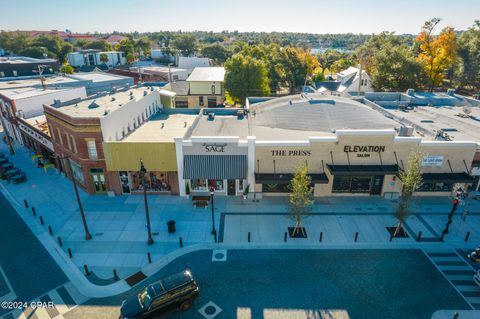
left=288, top=227, right=308, bottom=238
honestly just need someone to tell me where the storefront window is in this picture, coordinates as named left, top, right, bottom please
left=191, top=179, right=208, bottom=191
left=131, top=171, right=171, bottom=192
left=208, top=179, right=224, bottom=191
left=417, top=182, right=453, bottom=192
left=262, top=183, right=290, bottom=193
left=332, top=175, right=382, bottom=194
left=69, top=159, right=85, bottom=184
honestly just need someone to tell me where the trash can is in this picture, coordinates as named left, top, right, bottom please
left=167, top=220, right=176, bottom=234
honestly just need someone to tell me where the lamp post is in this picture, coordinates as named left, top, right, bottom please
left=62, top=156, right=92, bottom=241
left=210, top=187, right=217, bottom=242
left=140, top=159, right=154, bottom=245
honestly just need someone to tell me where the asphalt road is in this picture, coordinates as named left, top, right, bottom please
left=0, top=191, right=68, bottom=317
left=63, top=248, right=470, bottom=319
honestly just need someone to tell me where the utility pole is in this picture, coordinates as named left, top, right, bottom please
left=140, top=159, right=154, bottom=245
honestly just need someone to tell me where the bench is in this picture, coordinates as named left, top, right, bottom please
left=192, top=195, right=210, bottom=208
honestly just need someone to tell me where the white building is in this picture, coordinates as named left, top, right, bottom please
left=67, top=50, right=126, bottom=68
left=316, top=66, right=373, bottom=95
left=177, top=57, right=210, bottom=69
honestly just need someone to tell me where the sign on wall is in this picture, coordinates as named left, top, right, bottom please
left=422, top=155, right=444, bottom=167
left=344, top=145, right=385, bottom=158
left=271, top=150, right=311, bottom=156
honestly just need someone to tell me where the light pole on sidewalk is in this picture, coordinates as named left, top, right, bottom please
left=61, top=156, right=92, bottom=241
left=210, top=187, right=217, bottom=242
left=440, top=190, right=463, bottom=241
left=140, top=159, right=154, bottom=245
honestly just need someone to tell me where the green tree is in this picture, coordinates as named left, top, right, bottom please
left=59, top=64, right=74, bottom=74
left=288, top=163, right=314, bottom=237
left=58, top=42, right=73, bottom=64
left=200, top=44, right=231, bottom=65
left=99, top=53, right=109, bottom=64
left=330, top=58, right=353, bottom=73
left=370, top=44, right=423, bottom=91
left=85, top=40, right=113, bottom=51
left=126, top=52, right=136, bottom=64
left=454, top=20, right=480, bottom=90
left=115, top=38, right=135, bottom=56
left=317, top=49, right=344, bottom=75
left=75, top=38, right=89, bottom=49
left=135, top=37, right=153, bottom=58
left=224, top=54, right=270, bottom=105
left=172, top=35, right=197, bottom=56
left=394, top=151, right=423, bottom=237
left=31, top=35, right=62, bottom=56
left=19, top=46, right=49, bottom=59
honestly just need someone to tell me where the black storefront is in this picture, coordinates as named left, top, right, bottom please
left=255, top=173, right=329, bottom=193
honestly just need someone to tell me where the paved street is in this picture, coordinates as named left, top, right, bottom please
left=62, top=249, right=473, bottom=319
left=0, top=191, right=68, bottom=317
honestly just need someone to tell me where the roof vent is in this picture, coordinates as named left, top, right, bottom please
left=237, top=110, right=244, bottom=120
left=88, top=100, right=100, bottom=109
left=103, top=109, right=110, bottom=115
left=129, top=91, right=133, bottom=96
left=111, top=97, right=116, bottom=102
left=143, top=90, right=148, bottom=96
left=150, top=87, right=154, bottom=91
left=447, top=89, right=455, bottom=96
left=208, top=112, right=215, bottom=121
left=130, top=95, right=134, bottom=100
left=289, top=100, right=293, bottom=106
left=406, top=89, right=415, bottom=96
left=161, top=123, right=164, bottom=129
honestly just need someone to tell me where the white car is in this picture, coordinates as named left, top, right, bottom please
left=474, top=270, right=480, bottom=287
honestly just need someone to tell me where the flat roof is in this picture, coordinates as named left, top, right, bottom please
left=249, top=94, right=399, bottom=140
left=187, top=112, right=248, bottom=138
left=51, top=87, right=153, bottom=118
left=0, top=76, right=77, bottom=90
left=186, top=67, right=225, bottom=82
left=0, top=86, right=79, bottom=100
left=166, top=81, right=189, bottom=96
left=122, top=113, right=197, bottom=143
left=0, top=56, right=57, bottom=64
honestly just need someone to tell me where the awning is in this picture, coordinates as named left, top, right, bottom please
left=326, top=164, right=399, bottom=176
left=421, top=173, right=474, bottom=183
left=183, top=155, right=247, bottom=180
left=255, top=173, right=329, bottom=184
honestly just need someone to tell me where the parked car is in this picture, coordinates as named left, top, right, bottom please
left=468, top=247, right=480, bottom=263
left=474, top=270, right=480, bottom=287
left=119, top=270, right=199, bottom=319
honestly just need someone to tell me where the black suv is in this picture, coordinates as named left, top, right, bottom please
left=119, top=270, right=199, bottom=319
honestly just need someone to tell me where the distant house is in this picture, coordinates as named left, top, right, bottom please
left=163, top=67, right=225, bottom=108
left=29, top=30, right=96, bottom=43
left=67, top=50, right=126, bottom=69
left=104, top=35, right=128, bottom=48
left=314, top=66, right=372, bottom=95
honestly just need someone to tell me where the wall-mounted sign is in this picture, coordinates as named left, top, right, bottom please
left=422, top=155, right=444, bottom=167
left=203, top=143, right=227, bottom=153
left=18, top=122, right=54, bottom=152
left=271, top=150, right=311, bottom=156
left=344, top=145, right=385, bottom=158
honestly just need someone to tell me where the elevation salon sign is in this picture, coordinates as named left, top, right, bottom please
left=344, top=145, right=385, bottom=158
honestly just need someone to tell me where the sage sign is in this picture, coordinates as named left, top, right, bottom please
left=203, top=143, right=227, bottom=153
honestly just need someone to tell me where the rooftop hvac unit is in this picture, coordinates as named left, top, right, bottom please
left=208, top=112, right=215, bottom=121
left=406, top=89, right=415, bottom=96
left=447, top=89, right=455, bottom=96
left=399, top=126, right=414, bottom=137
left=237, top=110, right=244, bottom=120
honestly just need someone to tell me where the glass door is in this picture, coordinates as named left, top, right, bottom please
left=90, top=169, right=106, bottom=193
left=119, top=171, right=130, bottom=194
left=370, top=175, right=384, bottom=195
left=227, top=179, right=236, bottom=195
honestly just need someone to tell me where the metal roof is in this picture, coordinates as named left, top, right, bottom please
left=186, top=67, right=225, bottom=82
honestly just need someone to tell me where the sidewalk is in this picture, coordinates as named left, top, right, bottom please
left=1, top=137, right=480, bottom=285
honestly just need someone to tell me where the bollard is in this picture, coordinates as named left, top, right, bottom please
left=179, top=237, right=183, bottom=248
left=284, top=232, right=287, bottom=242
left=147, top=252, right=152, bottom=264
left=32, top=207, right=36, bottom=216
left=57, top=236, right=63, bottom=247
left=354, top=232, right=359, bottom=242
left=24, top=199, right=28, bottom=208
left=39, top=216, right=44, bottom=225
left=248, top=232, right=251, bottom=242
left=67, top=248, right=73, bottom=258
left=417, top=231, right=422, bottom=242
left=48, top=226, right=53, bottom=236
left=84, top=264, right=90, bottom=276
left=214, top=232, right=217, bottom=243
left=389, top=233, right=393, bottom=242
left=465, top=231, right=470, bottom=242
left=113, top=269, right=119, bottom=281
left=319, top=232, right=323, bottom=242
left=452, top=312, right=459, bottom=319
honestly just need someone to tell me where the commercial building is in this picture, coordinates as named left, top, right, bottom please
left=0, top=56, right=59, bottom=79
left=67, top=50, right=126, bottom=69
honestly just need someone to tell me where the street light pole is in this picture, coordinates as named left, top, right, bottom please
left=140, top=159, right=154, bottom=245
left=440, top=192, right=462, bottom=241
left=64, top=157, right=92, bottom=241
left=210, top=187, right=217, bottom=242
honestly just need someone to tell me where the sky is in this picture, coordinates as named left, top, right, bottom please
left=2, top=0, right=480, bottom=34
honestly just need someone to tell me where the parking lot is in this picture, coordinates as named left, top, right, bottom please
left=67, top=248, right=472, bottom=319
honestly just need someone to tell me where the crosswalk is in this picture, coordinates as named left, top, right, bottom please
left=1, top=282, right=89, bottom=319
left=425, top=249, right=480, bottom=310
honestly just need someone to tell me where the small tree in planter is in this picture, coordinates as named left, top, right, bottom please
left=393, top=151, right=423, bottom=237
left=185, top=182, right=190, bottom=198
left=288, top=163, right=314, bottom=238
left=243, top=184, right=250, bottom=200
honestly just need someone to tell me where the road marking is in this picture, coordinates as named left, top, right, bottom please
left=0, top=266, right=16, bottom=302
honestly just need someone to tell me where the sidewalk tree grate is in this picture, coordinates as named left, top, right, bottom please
left=126, top=271, right=147, bottom=286
left=212, top=249, right=227, bottom=262
left=386, top=227, right=409, bottom=238
left=198, top=301, right=222, bottom=319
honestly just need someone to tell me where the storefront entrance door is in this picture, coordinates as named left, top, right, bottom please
left=119, top=171, right=130, bottom=194
left=90, top=169, right=106, bottom=193
left=227, top=179, right=236, bottom=195
left=370, top=175, right=384, bottom=195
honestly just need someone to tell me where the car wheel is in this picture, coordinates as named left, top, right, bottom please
left=180, top=300, right=193, bottom=311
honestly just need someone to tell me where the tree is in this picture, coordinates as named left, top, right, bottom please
left=75, top=39, right=89, bottom=49
left=60, top=64, right=74, bottom=74
left=99, top=53, right=109, bottom=64
left=58, top=42, right=73, bottom=64
left=370, top=44, right=423, bottom=91
left=126, top=52, right=136, bottom=64
left=394, top=151, right=423, bottom=237
left=317, top=49, right=344, bottom=75
left=19, top=46, right=49, bottom=59
left=135, top=37, right=153, bottom=58
left=200, top=44, right=231, bottom=65
left=454, top=20, right=480, bottom=91
left=172, top=35, right=197, bottom=56
left=115, top=38, right=135, bottom=56
left=416, top=18, right=457, bottom=91
left=224, top=54, right=270, bottom=105
left=288, top=163, right=314, bottom=237
left=330, top=58, right=353, bottom=73
left=85, top=40, right=113, bottom=51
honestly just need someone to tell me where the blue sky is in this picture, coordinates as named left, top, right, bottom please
left=2, top=0, right=480, bottom=34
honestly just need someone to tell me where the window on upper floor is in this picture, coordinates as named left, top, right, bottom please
left=12, top=70, right=17, bottom=77
left=211, top=85, right=215, bottom=94
left=87, top=140, right=98, bottom=160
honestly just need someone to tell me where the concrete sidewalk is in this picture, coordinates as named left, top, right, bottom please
left=1, top=137, right=480, bottom=289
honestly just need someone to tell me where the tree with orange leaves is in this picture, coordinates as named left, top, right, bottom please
left=416, top=18, right=457, bottom=92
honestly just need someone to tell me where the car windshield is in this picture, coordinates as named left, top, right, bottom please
left=138, top=287, right=152, bottom=308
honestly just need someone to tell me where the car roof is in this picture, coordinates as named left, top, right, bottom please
left=149, top=270, right=194, bottom=297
